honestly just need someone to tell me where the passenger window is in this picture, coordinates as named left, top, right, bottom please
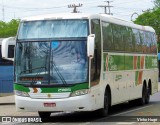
left=150, top=33, right=157, bottom=54
left=144, top=32, right=151, bottom=53
left=112, top=24, right=124, bottom=51
left=102, top=22, right=114, bottom=51
left=124, top=27, right=134, bottom=52
left=135, top=30, right=142, bottom=52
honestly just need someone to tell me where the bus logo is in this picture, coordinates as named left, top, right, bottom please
left=58, top=88, right=71, bottom=92
left=115, top=74, right=122, bottom=81
left=47, top=94, right=51, bottom=98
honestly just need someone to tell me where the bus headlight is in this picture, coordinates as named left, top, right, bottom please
left=70, top=89, right=89, bottom=97
left=15, top=90, right=30, bottom=97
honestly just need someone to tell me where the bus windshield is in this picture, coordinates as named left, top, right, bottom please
left=15, top=40, right=88, bottom=85
left=18, top=19, right=88, bottom=40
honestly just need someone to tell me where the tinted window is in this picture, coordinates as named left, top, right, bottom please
left=139, top=31, right=145, bottom=53
left=144, top=32, right=151, bottom=53
left=8, top=45, right=14, bottom=58
left=123, top=27, right=134, bottom=52
left=18, top=20, right=89, bottom=39
left=150, top=33, right=157, bottom=54
left=133, top=29, right=141, bottom=52
left=102, top=22, right=114, bottom=51
left=112, top=24, right=124, bottom=51
left=91, top=19, right=101, bottom=86
left=101, top=22, right=156, bottom=54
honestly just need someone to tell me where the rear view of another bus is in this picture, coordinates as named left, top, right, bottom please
left=0, top=38, right=14, bottom=96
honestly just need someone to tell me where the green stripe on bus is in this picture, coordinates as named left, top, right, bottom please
left=103, top=54, right=107, bottom=71
left=125, top=56, right=133, bottom=70
left=71, top=83, right=89, bottom=92
left=108, top=55, right=125, bottom=71
left=137, top=56, right=141, bottom=69
left=41, top=83, right=89, bottom=93
left=145, top=56, right=157, bottom=69
left=14, top=84, right=30, bottom=92
left=135, top=71, right=139, bottom=86
left=14, top=83, right=89, bottom=93
left=103, top=53, right=157, bottom=71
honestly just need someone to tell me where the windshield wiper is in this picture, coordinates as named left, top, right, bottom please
left=51, top=61, right=67, bottom=85
left=20, top=66, right=46, bottom=74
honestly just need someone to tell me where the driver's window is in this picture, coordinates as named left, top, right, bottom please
left=90, top=19, right=101, bottom=86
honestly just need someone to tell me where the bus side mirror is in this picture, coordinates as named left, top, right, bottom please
left=87, top=34, right=95, bottom=58
left=2, top=37, right=16, bottom=61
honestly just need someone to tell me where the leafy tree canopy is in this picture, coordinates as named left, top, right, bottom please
left=134, top=8, right=160, bottom=35
left=0, top=19, right=20, bottom=38
left=154, top=0, right=160, bottom=9
left=134, top=8, right=160, bottom=51
left=134, top=8, right=160, bottom=41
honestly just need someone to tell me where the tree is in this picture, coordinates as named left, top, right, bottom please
left=154, top=0, right=160, bottom=9
left=134, top=8, right=160, bottom=51
left=0, top=19, right=20, bottom=38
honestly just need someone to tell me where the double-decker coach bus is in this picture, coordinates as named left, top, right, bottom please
left=2, top=13, right=158, bottom=118
left=0, top=38, right=14, bottom=96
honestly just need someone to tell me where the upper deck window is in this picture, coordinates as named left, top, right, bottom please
left=18, top=19, right=88, bottom=40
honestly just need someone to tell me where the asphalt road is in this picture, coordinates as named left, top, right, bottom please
left=0, top=91, right=160, bottom=125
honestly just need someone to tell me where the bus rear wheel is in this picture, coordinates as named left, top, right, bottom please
left=38, top=112, right=51, bottom=119
left=138, top=85, right=146, bottom=105
left=145, top=88, right=150, bottom=104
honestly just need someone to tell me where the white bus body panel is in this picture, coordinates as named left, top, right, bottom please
left=16, top=95, right=94, bottom=112
left=15, top=13, right=158, bottom=113
left=15, top=86, right=104, bottom=112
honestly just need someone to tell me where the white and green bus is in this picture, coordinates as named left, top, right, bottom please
left=2, top=13, right=158, bottom=118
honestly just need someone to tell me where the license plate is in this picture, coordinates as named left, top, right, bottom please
left=44, top=103, right=56, bottom=107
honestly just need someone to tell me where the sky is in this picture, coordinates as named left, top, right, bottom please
left=0, top=0, right=155, bottom=22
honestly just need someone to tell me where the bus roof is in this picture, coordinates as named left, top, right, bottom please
left=22, top=13, right=155, bottom=33
left=0, top=38, right=15, bottom=46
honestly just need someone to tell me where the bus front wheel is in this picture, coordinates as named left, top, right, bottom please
left=38, top=112, right=51, bottom=119
left=98, top=90, right=109, bottom=117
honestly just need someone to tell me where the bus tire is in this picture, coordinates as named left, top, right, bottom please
left=138, top=85, right=146, bottom=105
left=98, top=90, right=109, bottom=117
left=145, top=88, right=150, bottom=104
left=38, top=112, right=51, bottom=119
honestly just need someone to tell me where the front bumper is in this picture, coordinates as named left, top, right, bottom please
left=15, top=94, right=95, bottom=112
